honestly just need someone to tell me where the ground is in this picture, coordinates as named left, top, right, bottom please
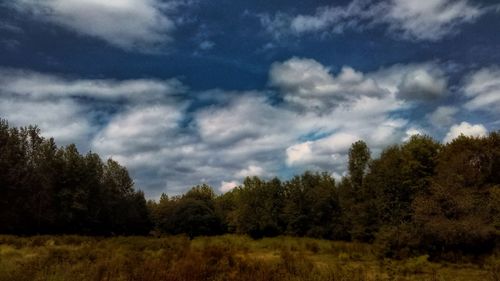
left=0, top=235, right=498, bottom=281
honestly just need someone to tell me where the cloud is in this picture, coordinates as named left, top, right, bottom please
left=380, top=0, right=483, bottom=41
left=403, top=127, right=425, bottom=141
left=443, top=121, right=487, bottom=143
left=92, top=105, right=185, bottom=156
left=265, top=57, right=423, bottom=170
left=269, top=58, right=446, bottom=111
left=0, top=68, right=183, bottom=152
left=235, top=165, right=266, bottom=178
left=0, top=68, right=184, bottom=102
left=0, top=97, right=94, bottom=146
left=269, top=57, right=388, bottom=111
left=367, top=62, right=448, bottom=101
left=190, top=74, right=408, bottom=193
left=462, top=67, right=500, bottom=112
left=288, top=0, right=377, bottom=35
left=286, top=133, right=358, bottom=167
left=219, top=181, right=240, bottom=193
left=258, top=0, right=370, bottom=39
left=199, top=40, right=215, bottom=50
left=258, top=12, right=293, bottom=40
left=286, top=141, right=313, bottom=166
left=0, top=57, right=451, bottom=197
left=427, top=106, right=459, bottom=127
left=9, top=0, right=180, bottom=51
left=260, top=0, right=486, bottom=41
left=396, top=67, right=447, bottom=100
left=90, top=104, right=198, bottom=196
left=195, top=95, right=296, bottom=146
left=283, top=116, right=407, bottom=171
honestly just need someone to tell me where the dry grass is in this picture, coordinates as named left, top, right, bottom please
left=0, top=235, right=496, bottom=281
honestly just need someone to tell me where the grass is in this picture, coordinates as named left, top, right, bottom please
left=0, top=234, right=498, bottom=281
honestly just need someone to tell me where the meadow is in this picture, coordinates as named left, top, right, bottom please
left=0, top=235, right=499, bottom=281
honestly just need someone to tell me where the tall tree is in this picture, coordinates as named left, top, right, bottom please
left=348, top=140, right=371, bottom=190
left=283, top=172, right=340, bottom=239
left=234, top=177, right=285, bottom=238
left=341, top=140, right=373, bottom=241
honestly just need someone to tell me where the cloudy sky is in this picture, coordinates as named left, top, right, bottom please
left=1, top=0, right=499, bottom=198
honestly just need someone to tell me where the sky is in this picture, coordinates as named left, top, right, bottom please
left=0, top=0, right=499, bottom=198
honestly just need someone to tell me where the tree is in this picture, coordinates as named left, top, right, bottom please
left=341, top=140, right=373, bottom=241
left=348, top=140, right=370, bottom=190
left=0, top=120, right=151, bottom=235
left=0, top=120, right=30, bottom=233
left=215, top=188, right=239, bottom=233
left=283, top=172, right=340, bottom=239
left=154, top=185, right=222, bottom=237
left=412, top=134, right=498, bottom=256
left=234, top=177, right=285, bottom=238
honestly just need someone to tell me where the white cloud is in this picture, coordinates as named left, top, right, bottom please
left=264, top=57, right=447, bottom=171
left=260, top=0, right=486, bottom=41
left=286, top=141, right=313, bottom=166
left=443, top=121, right=487, bottom=143
left=0, top=97, right=93, bottom=146
left=270, top=58, right=446, bottom=111
left=427, top=106, right=458, bottom=126
left=463, top=67, right=500, bottom=112
left=235, top=165, right=266, bottom=178
left=196, top=95, right=296, bottom=145
left=92, top=105, right=185, bottom=156
left=219, top=181, right=240, bottom=193
left=286, top=133, right=358, bottom=166
left=0, top=69, right=184, bottom=102
left=381, top=0, right=482, bottom=41
left=290, top=5, right=352, bottom=34
left=0, top=58, right=451, bottom=197
left=269, top=57, right=388, bottom=111
left=9, top=0, right=179, bottom=50
left=403, top=127, right=425, bottom=142
left=258, top=0, right=370, bottom=39
left=192, top=86, right=407, bottom=191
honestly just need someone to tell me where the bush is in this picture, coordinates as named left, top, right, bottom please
left=374, top=224, right=421, bottom=259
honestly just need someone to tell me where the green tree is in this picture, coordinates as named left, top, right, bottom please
left=154, top=185, right=222, bottom=237
left=348, top=140, right=371, bottom=190
left=283, top=172, right=340, bottom=239
left=341, top=140, right=373, bottom=241
left=234, top=177, right=285, bottom=238
left=412, top=134, right=498, bottom=256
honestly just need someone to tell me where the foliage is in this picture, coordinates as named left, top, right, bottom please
left=0, top=119, right=151, bottom=235
left=2, top=118, right=500, bottom=260
left=151, top=184, right=223, bottom=238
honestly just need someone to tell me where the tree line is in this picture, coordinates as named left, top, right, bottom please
left=1, top=119, right=499, bottom=258
left=149, top=132, right=500, bottom=258
left=0, top=120, right=151, bottom=235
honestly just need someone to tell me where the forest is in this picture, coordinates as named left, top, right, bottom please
left=1, top=118, right=499, bottom=261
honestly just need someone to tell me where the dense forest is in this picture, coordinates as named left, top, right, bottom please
left=1, top=119, right=499, bottom=259
left=0, top=120, right=151, bottom=235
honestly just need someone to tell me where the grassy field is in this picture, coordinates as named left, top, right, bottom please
left=0, top=235, right=499, bottom=281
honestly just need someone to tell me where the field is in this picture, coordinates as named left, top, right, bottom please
left=0, top=235, right=499, bottom=281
